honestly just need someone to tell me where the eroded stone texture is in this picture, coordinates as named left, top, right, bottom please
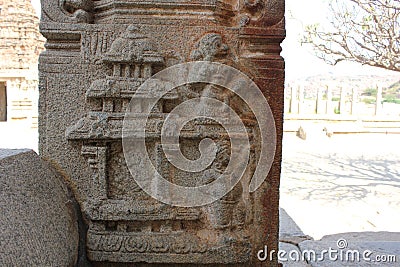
left=39, top=1, right=285, bottom=265
left=0, top=149, right=78, bottom=266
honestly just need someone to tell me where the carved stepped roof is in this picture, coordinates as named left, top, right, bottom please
left=86, top=77, right=145, bottom=99
left=86, top=77, right=179, bottom=99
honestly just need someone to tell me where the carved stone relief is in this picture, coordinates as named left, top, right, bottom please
left=63, top=27, right=256, bottom=263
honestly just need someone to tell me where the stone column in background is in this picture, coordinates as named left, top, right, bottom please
left=326, top=85, right=334, bottom=115
left=298, top=83, right=305, bottom=114
left=339, top=86, right=346, bottom=115
left=316, top=87, right=324, bottom=114
left=284, top=83, right=291, bottom=114
left=39, top=0, right=285, bottom=266
left=0, top=82, right=6, bottom=121
left=290, top=84, right=298, bottom=114
left=351, top=87, right=358, bottom=115
left=375, top=84, right=383, bottom=116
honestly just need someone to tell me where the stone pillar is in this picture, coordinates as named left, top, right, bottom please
left=339, top=86, right=346, bottom=115
left=284, top=83, right=291, bottom=114
left=290, top=84, right=298, bottom=114
left=375, top=84, right=383, bottom=116
left=39, top=1, right=285, bottom=266
left=316, top=87, right=324, bottom=114
left=298, top=83, right=304, bottom=114
left=351, top=87, right=358, bottom=115
left=0, top=82, right=6, bottom=121
left=326, top=85, right=333, bottom=115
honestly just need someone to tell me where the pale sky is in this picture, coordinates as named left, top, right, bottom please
left=30, top=0, right=399, bottom=82
left=31, top=0, right=40, bottom=15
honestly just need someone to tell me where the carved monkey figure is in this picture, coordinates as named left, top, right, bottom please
left=190, top=33, right=229, bottom=62
left=62, top=0, right=94, bottom=23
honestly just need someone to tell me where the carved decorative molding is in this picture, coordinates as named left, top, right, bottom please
left=87, top=231, right=252, bottom=264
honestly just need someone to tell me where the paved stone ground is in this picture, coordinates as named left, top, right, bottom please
left=279, top=208, right=400, bottom=266
left=281, top=132, right=400, bottom=240
left=0, top=122, right=38, bottom=152
left=280, top=131, right=400, bottom=266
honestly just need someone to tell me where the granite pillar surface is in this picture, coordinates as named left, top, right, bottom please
left=39, top=1, right=285, bottom=265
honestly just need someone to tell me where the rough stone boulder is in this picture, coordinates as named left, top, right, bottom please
left=0, top=149, right=79, bottom=266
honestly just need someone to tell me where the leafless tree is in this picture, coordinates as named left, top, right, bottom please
left=303, top=0, right=400, bottom=72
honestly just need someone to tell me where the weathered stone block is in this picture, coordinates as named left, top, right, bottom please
left=0, top=149, right=79, bottom=266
